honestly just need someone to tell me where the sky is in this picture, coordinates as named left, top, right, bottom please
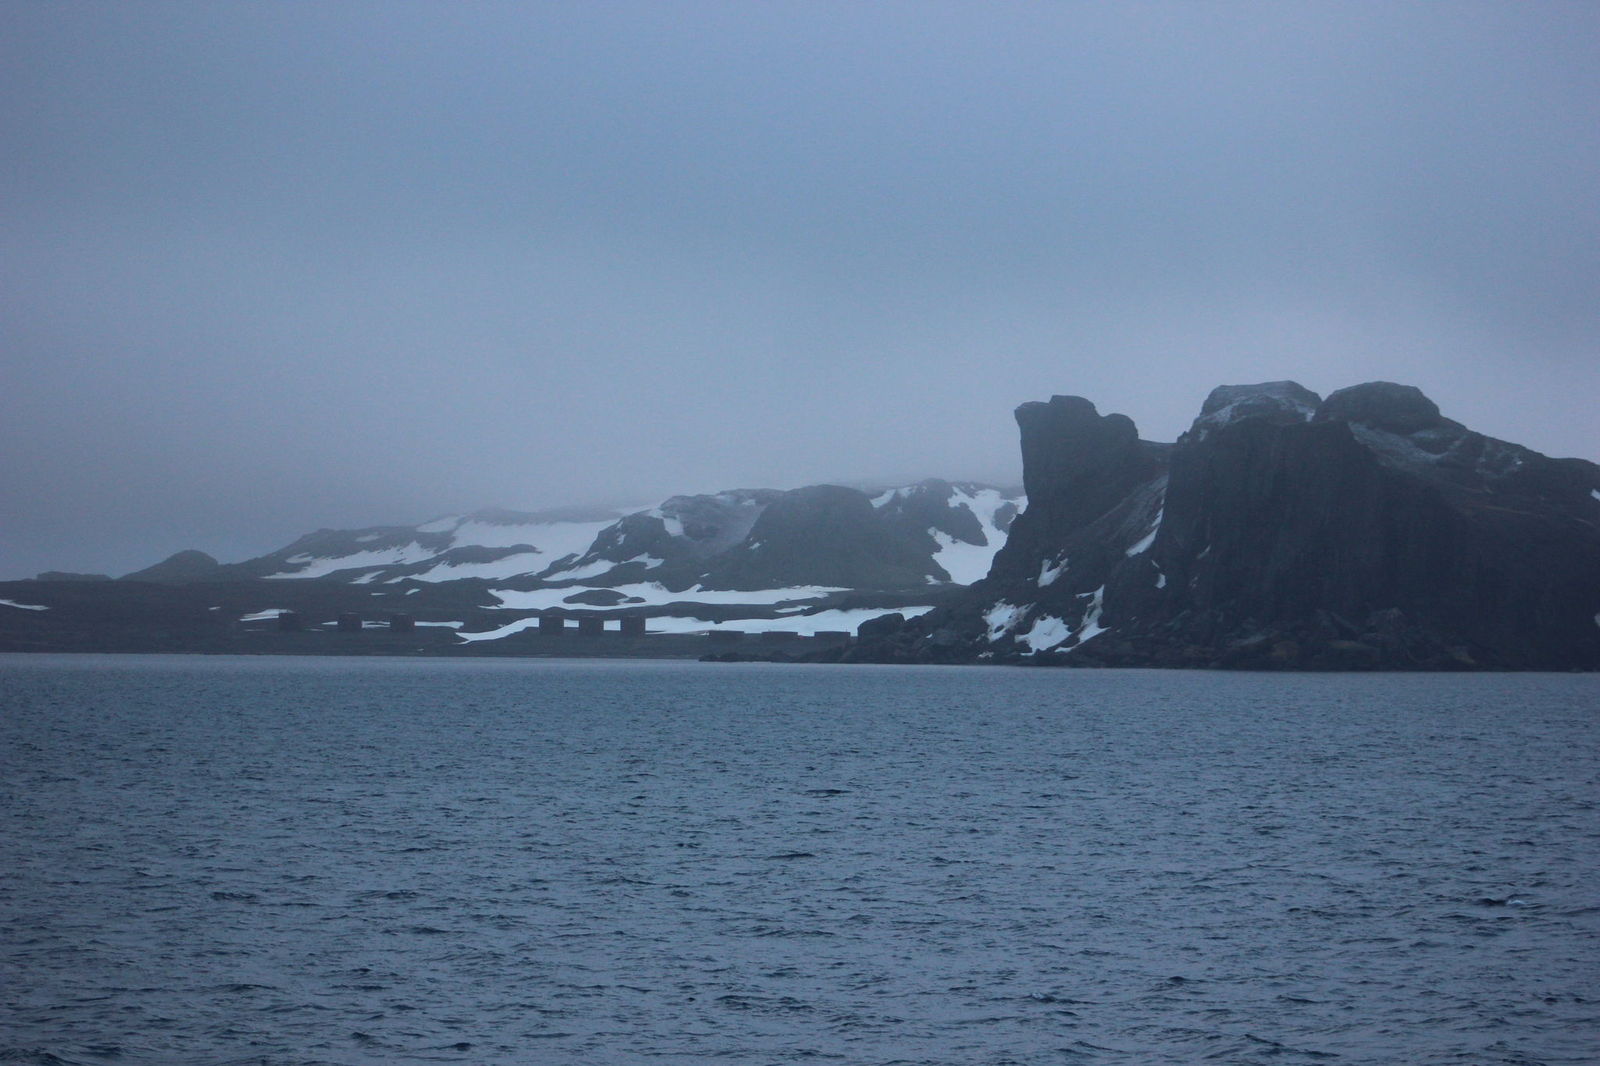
left=3, top=1, right=1597, bottom=579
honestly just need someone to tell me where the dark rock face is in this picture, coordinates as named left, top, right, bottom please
left=856, top=381, right=1600, bottom=669
left=1014, top=396, right=1162, bottom=534
left=231, top=525, right=456, bottom=580
left=1192, top=380, right=1321, bottom=436
left=702, top=485, right=940, bottom=591
left=659, top=490, right=780, bottom=558
left=121, top=550, right=222, bottom=584
left=873, top=478, right=1020, bottom=582
left=990, top=396, right=1169, bottom=593
left=569, top=512, right=683, bottom=571
left=876, top=479, right=985, bottom=548
left=555, top=490, right=781, bottom=587
left=1314, top=381, right=1440, bottom=435
left=855, top=612, right=907, bottom=640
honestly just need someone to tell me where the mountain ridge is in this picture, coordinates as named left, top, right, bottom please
left=7, top=379, right=1597, bottom=668
left=126, top=478, right=1022, bottom=594
left=841, top=381, right=1600, bottom=670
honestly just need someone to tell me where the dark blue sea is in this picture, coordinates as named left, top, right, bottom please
left=1, top=654, right=1596, bottom=1065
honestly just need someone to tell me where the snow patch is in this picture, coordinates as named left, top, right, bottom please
left=0, top=598, right=49, bottom=611
left=1074, top=586, right=1108, bottom=645
left=543, top=554, right=666, bottom=582
left=1020, top=615, right=1071, bottom=652
left=265, top=544, right=438, bottom=579
left=456, top=616, right=543, bottom=643
left=1125, top=509, right=1163, bottom=557
left=928, top=486, right=1020, bottom=584
left=1038, top=556, right=1068, bottom=587
left=984, top=601, right=1026, bottom=642
left=930, top=530, right=998, bottom=585
left=644, top=606, right=933, bottom=637
left=1011, top=586, right=1109, bottom=654
left=237, top=608, right=290, bottom=622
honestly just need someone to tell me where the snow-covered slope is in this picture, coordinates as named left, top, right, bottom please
left=237, top=507, right=630, bottom=584
left=874, top=480, right=1020, bottom=584
left=227, top=481, right=1023, bottom=592
left=118, top=480, right=1024, bottom=641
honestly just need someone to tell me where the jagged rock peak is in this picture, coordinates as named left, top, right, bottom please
left=1016, top=393, right=1105, bottom=422
left=1014, top=395, right=1143, bottom=505
left=846, top=377, right=1600, bottom=671
left=1314, top=382, right=1443, bottom=435
left=1190, top=381, right=1321, bottom=436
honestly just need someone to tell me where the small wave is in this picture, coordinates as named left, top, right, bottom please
left=0, top=1052, right=91, bottom=1066
left=713, top=994, right=814, bottom=1014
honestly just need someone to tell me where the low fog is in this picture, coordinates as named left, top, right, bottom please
left=3, top=2, right=1597, bottom=578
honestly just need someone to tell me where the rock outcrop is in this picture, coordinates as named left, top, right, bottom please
left=120, top=549, right=222, bottom=584
left=846, top=381, right=1600, bottom=669
left=700, top=485, right=939, bottom=591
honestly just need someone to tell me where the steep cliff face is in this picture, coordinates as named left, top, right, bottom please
left=849, top=381, right=1600, bottom=669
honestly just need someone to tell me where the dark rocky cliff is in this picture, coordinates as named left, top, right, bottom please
left=847, top=381, right=1600, bottom=669
left=701, top=485, right=940, bottom=591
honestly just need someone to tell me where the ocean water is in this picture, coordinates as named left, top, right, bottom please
left=1, top=655, right=1596, bottom=1066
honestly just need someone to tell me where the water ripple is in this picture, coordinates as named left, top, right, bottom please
left=2, top=655, right=1597, bottom=1065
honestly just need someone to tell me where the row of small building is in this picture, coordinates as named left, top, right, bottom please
left=270, top=610, right=849, bottom=643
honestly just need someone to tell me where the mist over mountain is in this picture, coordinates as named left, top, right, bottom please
left=5, top=378, right=1596, bottom=669
left=4, top=5, right=1597, bottom=584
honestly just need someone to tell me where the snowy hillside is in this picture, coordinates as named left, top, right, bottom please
left=117, top=480, right=1024, bottom=642
left=229, top=481, right=1021, bottom=592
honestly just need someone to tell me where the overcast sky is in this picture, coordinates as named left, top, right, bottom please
left=4, top=2, right=1597, bottom=578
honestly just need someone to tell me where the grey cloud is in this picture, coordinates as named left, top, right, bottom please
left=3, top=1, right=1596, bottom=577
